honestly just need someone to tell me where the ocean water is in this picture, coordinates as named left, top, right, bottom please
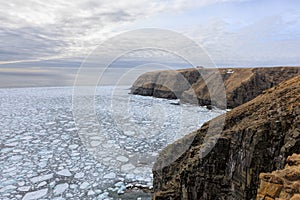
left=0, top=86, right=224, bottom=199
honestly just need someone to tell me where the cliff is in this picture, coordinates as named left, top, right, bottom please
left=131, top=67, right=300, bottom=108
left=256, top=153, right=300, bottom=200
left=152, top=74, right=300, bottom=199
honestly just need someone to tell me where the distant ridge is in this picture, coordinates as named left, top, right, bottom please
left=131, top=66, right=300, bottom=108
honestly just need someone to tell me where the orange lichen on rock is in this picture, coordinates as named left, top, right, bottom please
left=257, top=154, right=300, bottom=200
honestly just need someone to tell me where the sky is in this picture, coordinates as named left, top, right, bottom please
left=0, top=0, right=299, bottom=68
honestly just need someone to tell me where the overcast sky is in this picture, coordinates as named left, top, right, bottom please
left=0, top=0, right=299, bottom=67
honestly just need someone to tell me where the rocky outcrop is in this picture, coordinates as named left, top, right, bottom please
left=152, top=75, right=300, bottom=199
left=131, top=68, right=201, bottom=99
left=131, top=67, right=300, bottom=108
left=256, top=154, right=300, bottom=200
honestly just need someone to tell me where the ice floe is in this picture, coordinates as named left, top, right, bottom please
left=0, top=86, right=225, bottom=199
left=56, top=169, right=72, bottom=177
left=53, top=183, right=69, bottom=195
left=22, top=188, right=48, bottom=200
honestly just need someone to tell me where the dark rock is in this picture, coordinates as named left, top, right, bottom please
left=131, top=67, right=300, bottom=109
left=152, top=75, right=300, bottom=200
left=131, top=68, right=201, bottom=99
left=206, top=105, right=213, bottom=110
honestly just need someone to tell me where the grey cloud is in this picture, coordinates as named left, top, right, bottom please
left=0, top=27, right=66, bottom=62
left=0, top=0, right=268, bottom=66
left=187, top=16, right=300, bottom=67
left=0, top=0, right=163, bottom=63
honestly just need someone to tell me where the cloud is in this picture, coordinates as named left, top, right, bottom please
left=1, top=0, right=298, bottom=67
left=184, top=14, right=300, bottom=66
left=0, top=0, right=246, bottom=64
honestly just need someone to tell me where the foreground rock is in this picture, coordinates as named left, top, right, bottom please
left=256, top=154, right=300, bottom=200
left=152, top=75, right=300, bottom=199
left=131, top=67, right=300, bottom=108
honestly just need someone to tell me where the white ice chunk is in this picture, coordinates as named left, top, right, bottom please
left=54, top=183, right=69, bottom=195
left=90, top=141, right=101, bottom=147
left=103, top=172, right=116, bottom=179
left=22, top=188, right=48, bottom=200
left=30, top=173, right=53, bottom=184
left=18, top=186, right=31, bottom=192
left=116, top=156, right=129, bottom=163
left=56, top=169, right=72, bottom=177
left=121, top=164, right=135, bottom=172
left=79, top=182, right=90, bottom=190
left=68, top=144, right=78, bottom=149
left=0, top=185, right=17, bottom=192
left=124, top=131, right=135, bottom=136
left=74, top=172, right=85, bottom=179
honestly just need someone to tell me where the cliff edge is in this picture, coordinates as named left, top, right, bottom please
left=131, top=67, right=300, bottom=108
left=152, top=74, right=300, bottom=199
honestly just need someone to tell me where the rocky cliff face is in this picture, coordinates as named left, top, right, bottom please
left=131, top=67, right=300, bottom=108
left=256, top=153, right=300, bottom=200
left=131, top=68, right=201, bottom=99
left=152, top=75, right=300, bottom=200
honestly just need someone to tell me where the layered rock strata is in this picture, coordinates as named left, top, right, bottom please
left=131, top=67, right=300, bottom=108
left=152, top=74, right=300, bottom=199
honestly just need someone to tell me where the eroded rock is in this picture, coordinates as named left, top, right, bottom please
left=256, top=154, right=300, bottom=200
left=152, top=75, right=300, bottom=199
left=131, top=67, right=300, bottom=109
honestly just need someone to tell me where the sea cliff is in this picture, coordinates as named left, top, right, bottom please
left=131, top=67, right=300, bottom=108
left=152, top=74, right=300, bottom=199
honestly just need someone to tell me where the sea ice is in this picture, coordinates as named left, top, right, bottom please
left=121, top=163, right=135, bottom=172
left=0, top=86, right=224, bottom=199
left=79, top=182, right=90, bottom=190
left=0, top=185, right=17, bottom=193
left=116, top=156, right=129, bottom=162
left=103, top=172, right=116, bottom=179
left=74, top=172, right=85, bottom=179
left=56, top=169, right=72, bottom=177
left=68, top=144, right=78, bottom=149
left=18, top=186, right=31, bottom=192
left=54, top=183, right=69, bottom=195
left=30, top=173, right=53, bottom=184
left=22, top=188, right=48, bottom=200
